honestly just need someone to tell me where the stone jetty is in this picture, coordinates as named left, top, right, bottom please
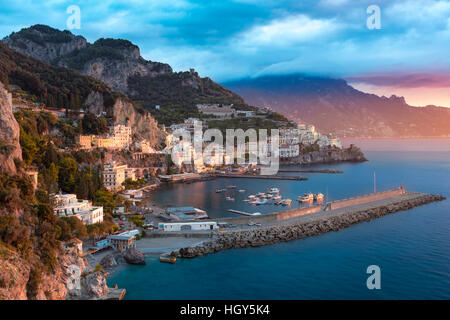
left=173, top=192, right=445, bottom=259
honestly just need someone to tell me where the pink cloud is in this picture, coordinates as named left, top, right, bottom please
left=345, top=73, right=450, bottom=89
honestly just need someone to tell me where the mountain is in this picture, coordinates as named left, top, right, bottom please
left=3, top=25, right=250, bottom=125
left=224, top=74, right=450, bottom=138
left=0, top=41, right=164, bottom=146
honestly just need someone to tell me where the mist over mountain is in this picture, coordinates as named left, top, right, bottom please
left=224, top=74, right=450, bottom=138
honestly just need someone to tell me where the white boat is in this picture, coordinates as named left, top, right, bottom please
left=281, top=199, right=292, bottom=206
left=298, top=193, right=314, bottom=203
left=248, top=195, right=256, bottom=199
left=238, top=189, right=246, bottom=193
left=273, top=195, right=282, bottom=200
left=216, top=189, right=226, bottom=193
left=256, top=198, right=268, bottom=205
left=257, top=192, right=266, bottom=197
left=315, top=193, right=324, bottom=202
left=225, top=196, right=235, bottom=201
left=268, top=187, right=280, bottom=194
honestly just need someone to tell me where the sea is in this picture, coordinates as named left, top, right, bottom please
left=108, top=139, right=450, bottom=299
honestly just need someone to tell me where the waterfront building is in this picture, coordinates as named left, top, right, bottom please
left=103, top=161, right=127, bottom=191
left=166, top=206, right=209, bottom=220
left=279, top=144, right=300, bottom=158
left=158, top=221, right=218, bottom=232
left=107, top=230, right=139, bottom=252
left=53, top=193, right=104, bottom=225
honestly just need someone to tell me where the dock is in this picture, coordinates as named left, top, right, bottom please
left=173, top=190, right=446, bottom=259
left=278, top=169, right=343, bottom=174
left=228, top=209, right=260, bottom=216
left=215, top=174, right=307, bottom=181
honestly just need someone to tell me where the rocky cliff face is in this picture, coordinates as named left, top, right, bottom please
left=3, top=25, right=87, bottom=65
left=0, top=241, right=116, bottom=300
left=82, top=92, right=165, bottom=147
left=66, top=42, right=172, bottom=94
left=282, top=145, right=367, bottom=165
left=0, top=82, right=22, bottom=173
left=2, top=26, right=172, bottom=95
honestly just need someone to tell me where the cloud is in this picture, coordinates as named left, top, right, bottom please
left=233, top=14, right=343, bottom=48
left=345, top=73, right=450, bottom=88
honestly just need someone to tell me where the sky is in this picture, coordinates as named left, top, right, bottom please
left=0, top=0, right=450, bottom=107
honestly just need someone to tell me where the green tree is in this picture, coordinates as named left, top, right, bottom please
left=58, top=157, right=78, bottom=193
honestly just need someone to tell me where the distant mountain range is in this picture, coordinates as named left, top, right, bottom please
left=224, top=75, right=450, bottom=138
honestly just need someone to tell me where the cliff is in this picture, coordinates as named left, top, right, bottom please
left=0, top=41, right=165, bottom=148
left=282, top=145, right=367, bottom=165
left=0, top=240, right=118, bottom=300
left=3, top=25, right=87, bottom=65
left=0, top=82, right=22, bottom=173
left=3, top=25, right=250, bottom=126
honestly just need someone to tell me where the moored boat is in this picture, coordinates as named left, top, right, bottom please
left=268, top=187, right=280, bottom=194
left=315, top=193, right=324, bottom=202
left=298, top=193, right=314, bottom=203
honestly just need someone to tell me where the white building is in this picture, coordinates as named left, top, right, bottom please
left=107, top=230, right=139, bottom=252
left=158, top=221, right=218, bottom=232
left=103, top=161, right=127, bottom=191
left=53, top=193, right=104, bottom=225
left=279, top=144, right=300, bottom=158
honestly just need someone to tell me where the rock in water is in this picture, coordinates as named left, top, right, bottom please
left=100, top=254, right=118, bottom=269
left=124, top=248, right=146, bottom=265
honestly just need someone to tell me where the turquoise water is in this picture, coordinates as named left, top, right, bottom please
left=109, top=142, right=450, bottom=299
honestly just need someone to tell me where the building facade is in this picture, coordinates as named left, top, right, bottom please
left=53, top=193, right=104, bottom=225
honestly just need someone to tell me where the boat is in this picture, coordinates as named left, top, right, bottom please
left=266, top=194, right=273, bottom=199
left=238, top=189, right=246, bottom=193
left=298, top=193, right=314, bottom=203
left=216, top=189, right=226, bottom=193
left=227, top=185, right=237, bottom=189
left=248, top=195, right=256, bottom=199
left=281, top=199, right=292, bottom=206
left=273, top=195, right=282, bottom=200
left=257, top=192, right=266, bottom=197
left=315, top=193, right=324, bottom=202
left=255, top=198, right=268, bottom=205
left=225, top=196, right=235, bottom=201
left=268, top=187, right=280, bottom=194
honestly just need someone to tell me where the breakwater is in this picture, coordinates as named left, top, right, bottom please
left=173, top=192, right=445, bottom=258
left=215, top=174, right=307, bottom=181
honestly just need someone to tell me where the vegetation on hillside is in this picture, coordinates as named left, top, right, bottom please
left=128, top=72, right=252, bottom=125
left=0, top=43, right=121, bottom=111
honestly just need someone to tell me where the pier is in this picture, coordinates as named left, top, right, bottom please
left=228, top=209, right=260, bottom=216
left=215, top=174, right=307, bottom=181
left=278, top=169, right=343, bottom=174
left=170, top=190, right=446, bottom=259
